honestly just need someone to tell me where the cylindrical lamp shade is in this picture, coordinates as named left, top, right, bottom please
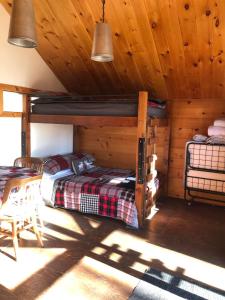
left=91, top=22, right=113, bottom=62
left=8, top=0, right=37, bottom=48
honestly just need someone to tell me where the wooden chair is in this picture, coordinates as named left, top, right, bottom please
left=14, top=157, right=43, bottom=173
left=14, top=157, right=44, bottom=230
left=0, top=175, right=43, bottom=260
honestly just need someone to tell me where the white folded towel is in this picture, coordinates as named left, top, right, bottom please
left=214, top=119, right=225, bottom=127
left=208, top=126, right=225, bottom=136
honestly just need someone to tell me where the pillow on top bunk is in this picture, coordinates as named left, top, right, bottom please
left=43, top=153, right=95, bottom=175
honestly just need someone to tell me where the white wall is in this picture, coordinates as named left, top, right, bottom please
left=31, top=124, right=73, bottom=157
left=0, top=5, right=73, bottom=158
left=0, top=4, right=66, bottom=92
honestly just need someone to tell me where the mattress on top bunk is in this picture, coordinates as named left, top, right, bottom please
left=186, top=142, right=225, bottom=171
left=31, top=99, right=167, bottom=118
left=186, top=170, right=225, bottom=193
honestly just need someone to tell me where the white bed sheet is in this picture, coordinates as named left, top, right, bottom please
left=41, top=169, right=74, bottom=206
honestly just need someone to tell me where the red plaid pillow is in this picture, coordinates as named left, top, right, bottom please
left=43, top=153, right=95, bottom=175
left=43, top=155, right=69, bottom=175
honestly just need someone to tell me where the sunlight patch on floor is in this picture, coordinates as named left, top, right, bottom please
left=100, top=229, right=225, bottom=291
left=42, top=207, right=85, bottom=235
left=0, top=248, right=66, bottom=290
left=36, top=256, right=139, bottom=300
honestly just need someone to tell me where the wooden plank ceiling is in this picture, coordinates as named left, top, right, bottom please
left=2, top=0, right=225, bottom=98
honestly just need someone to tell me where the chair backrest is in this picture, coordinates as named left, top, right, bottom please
left=14, top=157, right=43, bottom=173
left=1, top=175, right=42, bottom=206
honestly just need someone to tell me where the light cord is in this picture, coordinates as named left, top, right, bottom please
left=102, top=0, right=105, bottom=22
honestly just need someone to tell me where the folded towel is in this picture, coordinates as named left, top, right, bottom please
left=208, top=126, right=225, bottom=136
left=192, top=134, right=207, bottom=142
left=214, top=119, right=225, bottom=127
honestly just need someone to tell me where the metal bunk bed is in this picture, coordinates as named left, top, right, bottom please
left=184, top=141, right=225, bottom=206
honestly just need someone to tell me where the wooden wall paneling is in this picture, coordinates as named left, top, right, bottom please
left=145, top=0, right=188, bottom=98
left=36, top=1, right=100, bottom=93
left=77, top=126, right=137, bottom=170
left=50, top=0, right=117, bottom=94
left=109, top=1, right=147, bottom=92
left=210, top=1, right=225, bottom=98
left=70, top=0, right=126, bottom=94
left=194, top=0, right=225, bottom=98
left=3, top=1, right=225, bottom=97
left=118, top=0, right=168, bottom=98
left=176, top=0, right=201, bottom=98
left=194, top=0, right=213, bottom=98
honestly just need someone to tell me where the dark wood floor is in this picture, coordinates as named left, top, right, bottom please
left=0, top=198, right=225, bottom=299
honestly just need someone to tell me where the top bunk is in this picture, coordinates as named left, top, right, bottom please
left=29, top=91, right=168, bottom=127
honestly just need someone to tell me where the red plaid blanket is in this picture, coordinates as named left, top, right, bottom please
left=0, top=166, right=40, bottom=203
left=52, top=167, right=137, bottom=226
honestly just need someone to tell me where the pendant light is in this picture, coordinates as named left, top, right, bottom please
left=91, top=0, right=113, bottom=62
left=8, top=0, right=37, bottom=48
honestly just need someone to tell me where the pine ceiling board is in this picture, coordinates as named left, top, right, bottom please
left=194, top=0, right=214, bottom=98
left=176, top=0, right=202, bottom=98
left=2, top=0, right=225, bottom=98
left=156, top=0, right=190, bottom=98
left=70, top=0, right=128, bottom=93
left=68, top=0, right=124, bottom=94
left=145, top=0, right=182, bottom=98
left=37, top=0, right=102, bottom=94
left=128, top=0, right=169, bottom=98
left=74, top=0, right=140, bottom=93
left=208, top=0, right=225, bottom=98
left=109, top=0, right=148, bottom=93
left=35, top=11, right=80, bottom=92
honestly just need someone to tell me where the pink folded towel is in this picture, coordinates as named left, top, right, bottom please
left=208, top=126, right=225, bottom=136
left=214, top=119, right=225, bottom=127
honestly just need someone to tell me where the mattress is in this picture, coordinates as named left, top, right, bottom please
left=41, top=166, right=138, bottom=227
left=186, top=170, right=225, bottom=193
left=187, top=142, right=225, bottom=171
left=31, top=99, right=167, bottom=118
left=41, top=169, right=74, bottom=206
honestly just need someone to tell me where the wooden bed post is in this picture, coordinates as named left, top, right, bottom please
left=22, top=94, right=31, bottom=157
left=0, top=90, right=3, bottom=115
left=135, top=91, right=148, bottom=227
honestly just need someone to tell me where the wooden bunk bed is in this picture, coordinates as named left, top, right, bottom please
left=27, top=91, right=169, bottom=227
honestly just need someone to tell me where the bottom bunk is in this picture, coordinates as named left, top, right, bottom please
left=40, top=153, right=161, bottom=228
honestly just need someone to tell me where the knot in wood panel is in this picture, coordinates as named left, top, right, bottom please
left=215, top=17, right=220, bottom=27
left=205, top=9, right=211, bottom=16
left=151, top=22, right=157, bottom=29
left=184, top=3, right=190, bottom=10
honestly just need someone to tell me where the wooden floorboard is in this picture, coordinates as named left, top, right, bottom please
left=0, top=198, right=224, bottom=299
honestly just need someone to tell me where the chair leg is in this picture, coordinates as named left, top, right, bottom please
left=12, top=220, right=19, bottom=261
left=32, top=216, right=43, bottom=247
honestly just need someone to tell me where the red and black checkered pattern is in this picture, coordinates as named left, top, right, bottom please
left=54, top=179, right=66, bottom=207
left=43, top=153, right=96, bottom=175
left=51, top=166, right=137, bottom=226
left=0, top=166, right=40, bottom=203
left=99, top=195, right=118, bottom=218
